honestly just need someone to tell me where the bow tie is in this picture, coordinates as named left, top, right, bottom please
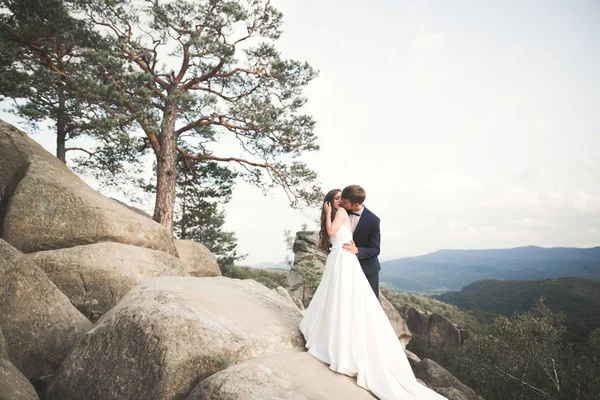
left=348, top=210, right=361, bottom=217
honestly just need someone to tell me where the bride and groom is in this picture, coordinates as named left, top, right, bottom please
left=299, top=185, right=446, bottom=400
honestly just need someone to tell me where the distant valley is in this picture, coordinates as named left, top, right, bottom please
left=434, top=277, right=600, bottom=342
left=380, top=245, right=600, bottom=295
left=249, top=261, right=290, bottom=270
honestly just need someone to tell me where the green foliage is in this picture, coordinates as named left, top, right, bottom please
left=292, top=259, right=323, bottom=307
left=466, top=299, right=566, bottom=400
left=3, top=0, right=322, bottom=235
left=406, top=333, right=477, bottom=390
left=561, top=328, right=600, bottom=399
left=222, top=265, right=287, bottom=290
left=381, top=288, right=495, bottom=333
left=404, top=298, right=600, bottom=400
left=434, top=278, right=600, bottom=343
left=0, top=0, right=132, bottom=162
left=174, top=161, right=243, bottom=273
left=76, top=0, right=322, bottom=214
left=461, top=298, right=600, bottom=400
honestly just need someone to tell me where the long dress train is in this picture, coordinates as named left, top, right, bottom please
left=299, top=225, right=447, bottom=400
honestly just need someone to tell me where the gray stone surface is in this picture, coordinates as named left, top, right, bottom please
left=0, top=358, right=39, bottom=400
left=379, top=291, right=412, bottom=347
left=405, top=349, right=422, bottom=369
left=429, top=313, right=462, bottom=349
left=188, top=350, right=376, bottom=400
left=273, top=286, right=302, bottom=311
left=28, top=242, right=188, bottom=320
left=174, top=239, right=221, bottom=277
left=287, top=231, right=327, bottom=301
left=433, top=387, right=472, bottom=400
left=407, top=306, right=465, bottom=350
left=0, top=239, right=91, bottom=383
left=0, top=120, right=177, bottom=256
left=46, top=277, right=305, bottom=400
left=414, top=358, right=480, bottom=400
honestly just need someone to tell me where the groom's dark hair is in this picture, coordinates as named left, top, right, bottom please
left=342, top=185, right=366, bottom=204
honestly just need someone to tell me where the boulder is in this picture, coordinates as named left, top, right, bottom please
left=406, top=307, right=464, bottom=350
left=291, top=295, right=305, bottom=311
left=0, top=120, right=177, bottom=256
left=414, top=359, right=480, bottom=400
left=0, top=326, right=6, bottom=359
left=174, top=240, right=221, bottom=277
left=287, top=231, right=327, bottom=301
left=28, top=242, right=188, bottom=321
left=272, top=286, right=302, bottom=311
left=46, top=277, right=305, bottom=400
left=1, top=327, right=39, bottom=399
left=110, top=198, right=153, bottom=219
left=404, top=349, right=422, bottom=369
left=0, top=239, right=92, bottom=384
left=379, top=291, right=412, bottom=347
left=407, top=306, right=431, bottom=336
left=429, top=313, right=462, bottom=349
left=434, top=387, right=472, bottom=400
left=0, top=358, right=39, bottom=400
left=188, top=350, right=376, bottom=400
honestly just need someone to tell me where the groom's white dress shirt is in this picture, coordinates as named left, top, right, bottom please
left=349, top=205, right=364, bottom=233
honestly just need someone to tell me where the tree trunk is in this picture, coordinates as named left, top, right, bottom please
left=153, top=99, right=178, bottom=232
left=180, top=183, right=187, bottom=239
left=56, top=90, right=67, bottom=163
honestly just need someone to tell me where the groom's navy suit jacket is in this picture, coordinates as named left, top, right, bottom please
left=353, top=206, right=381, bottom=275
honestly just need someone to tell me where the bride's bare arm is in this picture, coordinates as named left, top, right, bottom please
left=327, top=207, right=349, bottom=237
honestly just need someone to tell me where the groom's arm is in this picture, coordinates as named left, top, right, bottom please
left=357, top=218, right=381, bottom=260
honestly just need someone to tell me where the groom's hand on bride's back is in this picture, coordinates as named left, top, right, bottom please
left=343, top=240, right=358, bottom=255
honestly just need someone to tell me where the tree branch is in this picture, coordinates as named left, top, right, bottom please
left=65, top=147, right=96, bottom=156
left=489, top=366, right=553, bottom=399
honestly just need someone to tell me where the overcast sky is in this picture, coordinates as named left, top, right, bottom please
left=3, top=0, right=599, bottom=265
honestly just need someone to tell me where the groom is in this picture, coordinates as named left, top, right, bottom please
left=341, top=185, right=381, bottom=299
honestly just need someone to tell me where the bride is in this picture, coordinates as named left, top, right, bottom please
left=299, top=189, right=447, bottom=400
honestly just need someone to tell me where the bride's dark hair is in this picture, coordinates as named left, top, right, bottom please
left=319, top=189, right=341, bottom=252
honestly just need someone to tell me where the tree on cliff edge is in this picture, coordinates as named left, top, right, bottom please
left=78, top=0, right=321, bottom=232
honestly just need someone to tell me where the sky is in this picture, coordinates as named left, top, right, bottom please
left=2, top=0, right=600, bottom=265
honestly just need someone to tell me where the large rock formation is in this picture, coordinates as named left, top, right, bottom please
left=188, top=350, right=376, bottom=400
left=0, top=120, right=177, bottom=256
left=0, top=327, right=39, bottom=400
left=0, top=239, right=92, bottom=385
left=0, top=359, right=39, bottom=399
left=28, top=242, right=188, bottom=320
left=0, top=120, right=482, bottom=400
left=272, top=286, right=304, bottom=311
left=46, top=277, right=305, bottom=400
left=414, top=359, right=482, bottom=400
left=380, top=290, right=412, bottom=347
left=174, top=239, right=221, bottom=277
left=407, top=307, right=464, bottom=350
left=287, top=231, right=327, bottom=301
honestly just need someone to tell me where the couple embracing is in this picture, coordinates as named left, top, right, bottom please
left=299, top=185, right=446, bottom=400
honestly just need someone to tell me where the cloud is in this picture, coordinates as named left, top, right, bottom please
left=423, top=171, right=482, bottom=191
left=412, top=32, right=446, bottom=51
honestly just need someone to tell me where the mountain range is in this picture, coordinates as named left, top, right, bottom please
left=249, top=261, right=290, bottom=270
left=380, top=245, right=600, bottom=294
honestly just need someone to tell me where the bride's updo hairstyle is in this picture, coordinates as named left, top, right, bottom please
left=319, top=189, right=341, bottom=251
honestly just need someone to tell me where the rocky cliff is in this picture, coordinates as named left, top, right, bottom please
left=0, top=120, right=480, bottom=399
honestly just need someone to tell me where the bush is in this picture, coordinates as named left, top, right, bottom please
left=223, top=265, right=287, bottom=289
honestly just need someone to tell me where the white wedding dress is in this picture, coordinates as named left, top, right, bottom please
left=299, top=225, right=447, bottom=400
